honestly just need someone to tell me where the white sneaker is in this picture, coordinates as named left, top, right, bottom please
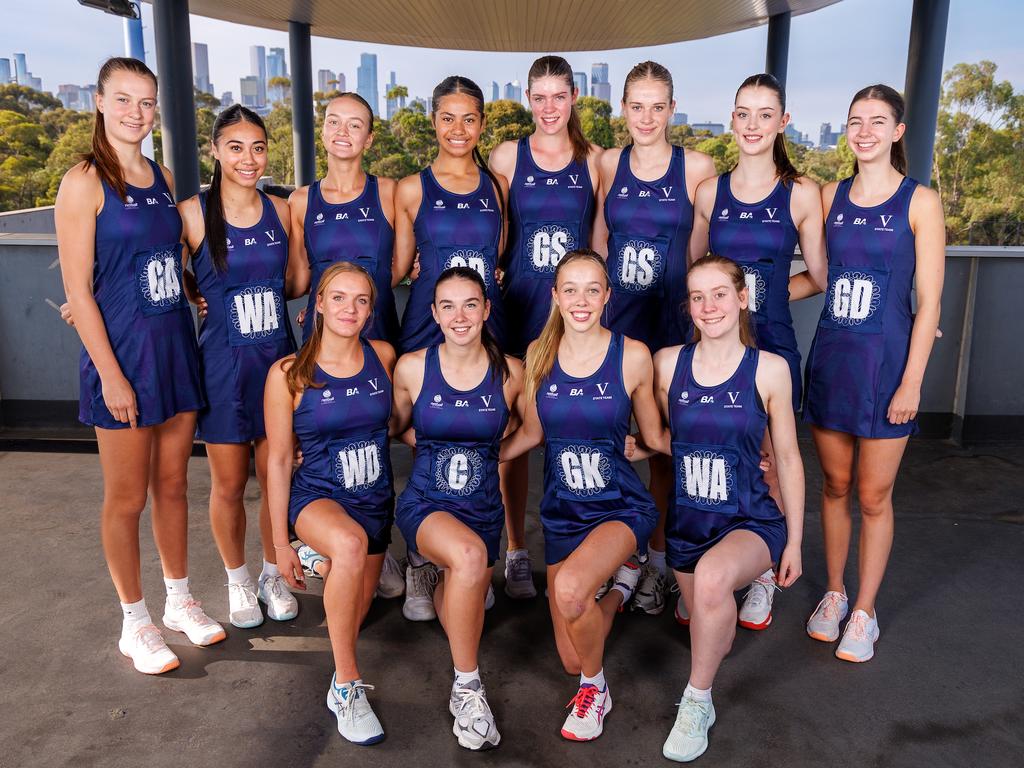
left=119, top=623, right=180, bottom=675
left=594, top=578, right=612, bottom=601
left=376, top=550, right=405, bottom=599
left=663, top=695, right=716, bottom=762
left=674, top=594, right=690, bottom=627
left=449, top=679, right=501, bottom=750
left=806, top=590, right=849, bottom=643
left=504, top=549, right=537, bottom=599
left=326, top=675, right=385, bottom=745
left=631, top=560, right=667, bottom=615
left=163, top=597, right=226, bottom=646
left=402, top=562, right=438, bottom=621
left=609, top=555, right=642, bottom=610
left=296, top=544, right=328, bottom=579
left=258, top=573, right=299, bottom=621
left=484, top=584, right=495, bottom=611
left=561, top=683, right=612, bottom=741
left=835, top=609, right=880, bottom=663
left=738, top=571, right=777, bottom=630
left=227, top=580, right=264, bottom=629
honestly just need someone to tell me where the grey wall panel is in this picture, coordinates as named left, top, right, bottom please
left=0, top=208, right=55, bottom=234
left=965, top=259, right=1024, bottom=415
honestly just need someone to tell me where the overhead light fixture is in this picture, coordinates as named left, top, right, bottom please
left=76, top=0, right=141, bottom=20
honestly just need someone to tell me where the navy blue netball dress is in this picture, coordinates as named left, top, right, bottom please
left=503, top=138, right=595, bottom=356
left=709, top=173, right=802, bottom=408
left=79, top=159, right=203, bottom=428
left=301, top=176, right=399, bottom=346
left=289, top=341, right=394, bottom=553
left=803, top=176, right=919, bottom=438
left=399, top=168, right=505, bottom=352
left=666, top=345, right=787, bottom=570
left=394, top=346, right=509, bottom=563
left=536, top=333, right=658, bottom=565
left=193, top=191, right=295, bottom=443
left=604, top=145, right=693, bottom=350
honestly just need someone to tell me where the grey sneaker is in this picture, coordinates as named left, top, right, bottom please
left=449, top=679, right=501, bottom=750
left=631, top=560, right=667, bottom=615
left=504, top=549, right=537, bottom=599
left=327, top=676, right=384, bottom=745
left=806, top=591, right=849, bottom=643
left=663, top=695, right=716, bottom=762
left=402, top=562, right=439, bottom=621
left=375, top=550, right=405, bottom=599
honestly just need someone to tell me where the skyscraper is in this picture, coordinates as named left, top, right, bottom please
left=336, top=73, right=347, bottom=92
left=240, top=76, right=260, bottom=108
left=13, top=53, right=27, bottom=86
left=590, top=62, right=611, bottom=103
left=192, top=43, right=212, bottom=95
left=267, top=47, right=287, bottom=80
left=0, top=59, right=11, bottom=85
left=491, top=81, right=500, bottom=102
left=385, top=71, right=405, bottom=119
left=357, top=53, right=378, bottom=115
left=318, top=69, right=337, bottom=93
left=573, top=71, right=587, bottom=97
left=503, top=80, right=522, bottom=103
left=249, top=45, right=267, bottom=107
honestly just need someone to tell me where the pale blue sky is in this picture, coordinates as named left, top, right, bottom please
left=1, top=0, right=1020, bottom=136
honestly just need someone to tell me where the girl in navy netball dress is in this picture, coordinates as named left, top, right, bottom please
left=394, top=76, right=508, bottom=354
left=392, top=267, right=524, bottom=751
left=592, top=61, right=717, bottom=616
left=288, top=92, right=405, bottom=600
left=179, top=105, right=299, bottom=629
left=488, top=55, right=603, bottom=601
left=500, top=250, right=669, bottom=742
left=265, top=263, right=398, bottom=746
left=803, top=86, right=944, bottom=663
left=57, top=58, right=222, bottom=675
left=650, top=255, right=804, bottom=763
left=688, top=74, right=827, bottom=631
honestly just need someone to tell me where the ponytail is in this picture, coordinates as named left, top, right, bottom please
left=527, top=55, right=590, bottom=165
left=433, top=266, right=509, bottom=383
left=849, top=84, right=907, bottom=176
left=523, top=248, right=609, bottom=401
left=83, top=57, right=157, bottom=202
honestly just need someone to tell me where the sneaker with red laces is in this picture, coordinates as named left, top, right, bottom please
left=806, top=590, right=849, bottom=643
left=560, top=683, right=613, bottom=741
left=738, top=571, right=777, bottom=630
left=835, top=609, right=879, bottom=662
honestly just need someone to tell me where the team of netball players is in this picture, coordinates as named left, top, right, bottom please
left=56, top=51, right=945, bottom=762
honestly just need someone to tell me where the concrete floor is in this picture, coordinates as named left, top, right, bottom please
left=1, top=439, right=1022, bottom=768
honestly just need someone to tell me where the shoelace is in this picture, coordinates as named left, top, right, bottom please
left=508, top=557, right=531, bottom=581
left=409, top=565, right=438, bottom=597
left=177, top=598, right=213, bottom=626
left=816, top=592, right=845, bottom=621
left=674, top=697, right=710, bottom=737
left=566, top=686, right=599, bottom=719
left=453, top=685, right=491, bottom=719
left=845, top=612, right=869, bottom=642
left=334, top=682, right=376, bottom=725
left=263, top=574, right=288, bottom=599
left=227, top=582, right=258, bottom=608
left=135, top=624, right=169, bottom=653
left=743, top=578, right=778, bottom=609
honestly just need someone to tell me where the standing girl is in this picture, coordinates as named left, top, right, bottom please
left=501, top=250, right=668, bottom=742
left=803, top=85, right=944, bottom=662
left=687, top=73, right=827, bottom=629
left=56, top=58, right=222, bottom=674
left=488, top=55, right=603, bottom=600
left=180, top=105, right=299, bottom=628
left=391, top=267, right=523, bottom=750
left=265, top=263, right=397, bottom=745
left=652, top=255, right=804, bottom=762
left=592, top=61, right=717, bottom=613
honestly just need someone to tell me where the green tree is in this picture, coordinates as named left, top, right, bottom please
left=41, top=117, right=93, bottom=202
left=0, top=109, right=53, bottom=209
left=263, top=103, right=294, bottom=185
left=480, top=99, right=533, bottom=159
left=386, top=84, right=409, bottom=102
left=268, top=76, right=291, bottom=106
left=578, top=96, right=614, bottom=148
left=0, top=84, right=61, bottom=118
left=694, top=133, right=739, bottom=174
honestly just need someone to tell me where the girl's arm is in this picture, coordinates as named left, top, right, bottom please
left=589, top=148, right=620, bottom=259
left=389, top=349, right=424, bottom=439
left=391, top=174, right=421, bottom=287
left=623, top=337, right=670, bottom=456
left=789, top=177, right=827, bottom=298
left=499, top=388, right=544, bottom=462
left=757, top=352, right=804, bottom=587
left=888, top=185, right=945, bottom=426
left=286, top=187, right=312, bottom=300
left=264, top=358, right=305, bottom=590
left=687, top=176, right=717, bottom=266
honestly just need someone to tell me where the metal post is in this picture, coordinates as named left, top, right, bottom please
left=765, top=12, right=791, bottom=90
left=151, top=0, right=199, bottom=200
left=289, top=21, right=315, bottom=187
left=123, top=1, right=153, bottom=159
left=903, top=0, right=950, bottom=184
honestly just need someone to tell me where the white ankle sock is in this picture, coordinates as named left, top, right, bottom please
left=121, top=598, right=151, bottom=631
left=407, top=549, right=427, bottom=568
left=164, top=577, right=191, bottom=606
left=581, top=668, right=606, bottom=691
left=454, top=666, right=481, bottom=687
left=647, top=547, right=667, bottom=576
left=684, top=683, right=712, bottom=703
left=334, top=676, right=361, bottom=700
left=226, top=564, right=251, bottom=585
left=260, top=559, right=280, bottom=580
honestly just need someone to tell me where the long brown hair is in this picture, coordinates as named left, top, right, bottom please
left=733, top=73, right=801, bottom=186
left=285, top=262, right=377, bottom=396
left=524, top=248, right=609, bottom=400
left=84, top=57, right=158, bottom=202
left=433, top=266, right=509, bottom=383
left=527, top=55, right=589, bottom=164
left=687, top=254, right=755, bottom=348
left=849, top=84, right=907, bottom=175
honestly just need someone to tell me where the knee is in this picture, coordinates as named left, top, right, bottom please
left=211, top=479, right=246, bottom=506
left=692, top=563, right=732, bottom=612
left=151, top=472, right=188, bottom=504
left=822, top=471, right=853, bottom=502
left=553, top=571, right=589, bottom=622
left=447, top=540, right=488, bottom=585
left=104, top=488, right=148, bottom=519
left=323, top=528, right=368, bottom=568
left=857, top=483, right=893, bottom=519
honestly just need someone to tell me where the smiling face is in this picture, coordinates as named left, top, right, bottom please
left=623, top=77, right=675, bottom=147
left=431, top=275, right=490, bottom=347
left=321, top=96, right=373, bottom=161
left=527, top=74, right=576, bottom=136
left=316, top=269, right=373, bottom=339
left=96, top=69, right=158, bottom=147
left=687, top=263, right=748, bottom=341
left=553, top=257, right=610, bottom=333
left=432, top=92, right=485, bottom=158
left=846, top=97, right=905, bottom=167
left=212, top=119, right=267, bottom=187
left=732, top=85, right=789, bottom=158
